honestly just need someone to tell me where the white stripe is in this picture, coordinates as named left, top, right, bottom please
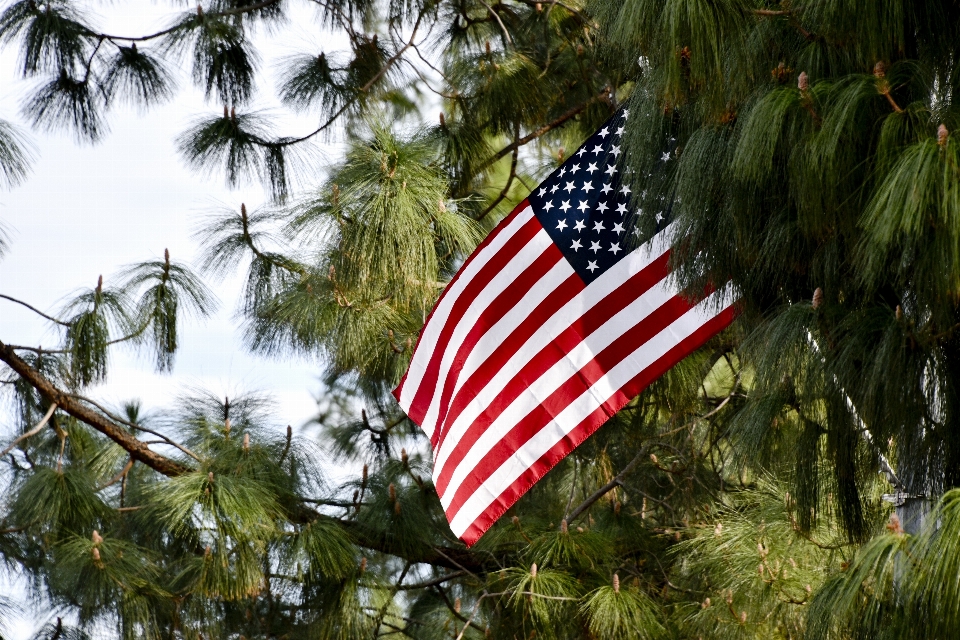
left=433, top=257, right=574, bottom=432
left=437, top=272, right=680, bottom=508
left=432, top=227, right=674, bottom=483
left=418, top=228, right=554, bottom=439
left=398, top=205, right=536, bottom=416
left=447, top=284, right=736, bottom=536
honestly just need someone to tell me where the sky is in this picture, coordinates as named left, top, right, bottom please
left=0, top=2, right=352, bottom=635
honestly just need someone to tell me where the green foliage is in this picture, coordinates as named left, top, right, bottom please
left=118, top=251, right=218, bottom=372
left=581, top=583, right=664, bottom=640
left=61, top=282, right=133, bottom=387
left=7, top=0, right=960, bottom=637
left=102, top=45, right=176, bottom=109
left=0, top=119, right=33, bottom=188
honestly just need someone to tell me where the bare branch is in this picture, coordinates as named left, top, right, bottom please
left=0, top=403, right=58, bottom=458
left=567, top=444, right=650, bottom=523
left=97, top=457, right=134, bottom=490
left=0, top=294, right=70, bottom=326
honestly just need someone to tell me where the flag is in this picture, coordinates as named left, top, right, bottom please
left=393, top=108, right=738, bottom=545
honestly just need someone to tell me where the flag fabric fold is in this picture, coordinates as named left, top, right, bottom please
left=393, top=108, right=738, bottom=545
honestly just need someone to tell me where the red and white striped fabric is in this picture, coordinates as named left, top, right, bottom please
left=393, top=111, right=738, bottom=545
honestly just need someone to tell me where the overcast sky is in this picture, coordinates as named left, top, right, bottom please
left=0, top=2, right=352, bottom=635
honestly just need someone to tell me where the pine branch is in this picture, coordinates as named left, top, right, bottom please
left=477, top=121, right=520, bottom=221
left=480, top=88, right=611, bottom=169
left=514, top=0, right=598, bottom=27
left=82, top=0, right=284, bottom=43
left=270, top=8, right=427, bottom=148
left=64, top=394, right=202, bottom=461
left=397, top=570, right=469, bottom=590
left=477, top=0, right=513, bottom=47
left=296, top=511, right=490, bottom=573
left=567, top=444, right=650, bottom=523
left=0, top=339, right=191, bottom=476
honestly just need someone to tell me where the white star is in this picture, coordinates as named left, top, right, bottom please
left=576, top=147, right=587, bottom=157
left=550, top=183, right=559, bottom=193
left=559, top=166, right=567, bottom=177
left=589, top=241, right=601, bottom=253
left=612, top=222, right=624, bottom=234
left=559, top=200, right=572, bottom=213
left=543, top=201, right=554, bottom=211
left=655, top=212, right=664, bottom=222
left=608, top=242, right=622, bottom=255
left=570, top=164, right=581, bottom=174
left=573, top=219, right=586, bottom=232
left=610, top=145, right=621, bottom=158
left=605, top=164, right=618, bottom=176
left=556, top=219, right=568, bottom=231
left=597, top=201, right=609, bottom=213
left=620, top=185, right=632, bottom=196
left=616, top=202, right=628, bottom=214
left=599, top=127, right=609, bottom=138
left=623, top=109, right=630, bottom=119
left=587, top=162, right=598, bottom=174
left=586, top=260, right=599, bottom=272
left=601, top=183, right=613, bottom=195
left=571, top=238, right=582, bottom=251
left=633, top=227, right=642, bottom=236
left=577, top=200, right=590, bottom=212
left=564, top=181, right=576, bottom=193
left=661, top=151, right=671, bottom=162
left=592, top=144, right=603, bottom=155
left=592, top=220, right=605, bottom=233
left=538, top=187, right=547, bottom=197
left=616, top=126, right=625, bottom=136
left=582, top=181, right=594, bottom=193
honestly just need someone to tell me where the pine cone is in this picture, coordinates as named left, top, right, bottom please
left=812, top=287, right=824, bottom=309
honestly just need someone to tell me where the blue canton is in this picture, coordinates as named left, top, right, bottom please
left=529, top=108, right=674, bottom=284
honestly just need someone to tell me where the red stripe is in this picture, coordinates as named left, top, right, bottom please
left=441, top=292, right=696, bottom=517
left=434, top=270, right=584, bottom=454
left=392, top=200, right=530, bottom=405
left=432, top=250, right=672, bottom=496
left=457, top=302, right=740, bottom=546
left=430, top=246, right=565, bottom=441
left=404, top=212, right=544, bottom=432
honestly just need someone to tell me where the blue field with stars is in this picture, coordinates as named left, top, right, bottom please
left=527, top=108, right=673, bottom=284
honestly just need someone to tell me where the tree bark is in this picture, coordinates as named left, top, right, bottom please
left=0, top=340, right=191, bottom=477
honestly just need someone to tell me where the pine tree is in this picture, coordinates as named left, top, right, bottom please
left=3, top=0, right=960, bottom=638
left=592, top=0, right=960, bottom=636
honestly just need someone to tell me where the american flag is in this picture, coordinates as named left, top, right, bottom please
left=393, top=108, right=738, bottom=545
